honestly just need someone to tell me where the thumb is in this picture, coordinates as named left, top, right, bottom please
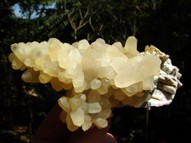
left=104, top=133, right=117, bottom=143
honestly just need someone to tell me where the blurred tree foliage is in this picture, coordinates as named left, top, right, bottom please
left=0, top=0, right=191, bottom=142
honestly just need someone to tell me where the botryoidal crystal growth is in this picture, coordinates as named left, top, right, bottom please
left=9, top=36, right=182, bottom=131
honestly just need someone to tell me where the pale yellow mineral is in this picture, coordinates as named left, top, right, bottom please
left=8, top=36, right=182, bottom=131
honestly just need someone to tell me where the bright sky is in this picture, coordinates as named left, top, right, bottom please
left=12, top=4, right=24, bottom=18
left=12, top=3, right=56, bottom=19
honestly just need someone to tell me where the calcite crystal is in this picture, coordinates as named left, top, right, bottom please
left=9, top=36, right=182, bottom=131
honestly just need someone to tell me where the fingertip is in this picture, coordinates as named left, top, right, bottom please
left=104, top=133, right=117, bottom=143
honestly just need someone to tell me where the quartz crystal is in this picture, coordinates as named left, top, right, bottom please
left=8, top=36, right=182, bottom=131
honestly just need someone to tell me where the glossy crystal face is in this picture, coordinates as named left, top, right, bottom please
left=9, top=36, right=182, bottom=131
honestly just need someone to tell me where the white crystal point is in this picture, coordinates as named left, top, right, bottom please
left=93, top=118, right=108, bottom=128
left=77, top=39, right=90, bottom=55
left=66, top=114, right=78, bottom=131
left=8, top=53, right=24, bottom=70
left=90, top=79, right=101, bottom=90
left=69, top=98, right=82, bottom=111
left=58, top=97, right=71, bottom=112
left=70, top=107, right=85, bottom=126
left=124, top=36, right=139, bottom=57
left=48, top=38, right=63, bottom=62
left=82, top=121, right=92, bottom=131
left=88, top=102, right=102, bottom=113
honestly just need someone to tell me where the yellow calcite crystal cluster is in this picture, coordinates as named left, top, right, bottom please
left=8, top=36, right=182, bottom=131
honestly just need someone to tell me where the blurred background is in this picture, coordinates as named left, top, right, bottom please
left=0, top=0, right=191, bottom=143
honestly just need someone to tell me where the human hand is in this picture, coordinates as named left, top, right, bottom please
left=30, top=104, right=117, bottom=143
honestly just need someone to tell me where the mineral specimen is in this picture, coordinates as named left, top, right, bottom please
left=9, top=36, right=182, bottom=131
